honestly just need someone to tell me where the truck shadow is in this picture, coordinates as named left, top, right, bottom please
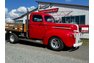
left=62, top=47, right=79, bottom=52
left=67, top=47, right=79, bottom=52
left=18, top=40, right=46, bottom=48
left=17, top=40, right=79, bottom=52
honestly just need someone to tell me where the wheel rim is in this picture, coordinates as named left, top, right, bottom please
left=10, top=35, right=15, bottom=43
left=51, top=38, right=60, bottom=49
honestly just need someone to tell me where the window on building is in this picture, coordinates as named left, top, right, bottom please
left=33, top=15, right=42, bottom=22
left=75, top=16, right=79, bottom=24
left=79, top=15, right=85, bottom=24
left=65, top=17, right=70, bottom=23
left=62, top=15, right=85, bottom=24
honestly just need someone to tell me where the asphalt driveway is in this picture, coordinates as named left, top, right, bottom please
left=5, top=40, right=89, bottom=63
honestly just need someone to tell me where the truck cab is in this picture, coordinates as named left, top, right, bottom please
left=5, top=12, right=82, bottom=51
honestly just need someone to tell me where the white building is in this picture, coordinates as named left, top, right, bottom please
left=36, top=1, right=89, bottom=38
left=36, top=1, right=89, bottom=24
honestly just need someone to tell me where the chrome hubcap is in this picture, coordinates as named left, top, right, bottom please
left=51, top=38, right=60, bottom=49
left=10, top=35, right=14, bottom=42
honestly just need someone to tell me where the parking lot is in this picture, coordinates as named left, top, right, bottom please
left=5, top=39, right=89, bottom=63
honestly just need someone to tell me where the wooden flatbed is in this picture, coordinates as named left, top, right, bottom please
left=5, top=23, right=27, bottom=32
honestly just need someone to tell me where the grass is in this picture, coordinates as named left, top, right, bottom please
left=81, top=38, right=89, bottom=46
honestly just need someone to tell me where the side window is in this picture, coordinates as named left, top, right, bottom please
left=33, top=15, right=42, bottom=22
left=45, top=16, right=55, bottom=22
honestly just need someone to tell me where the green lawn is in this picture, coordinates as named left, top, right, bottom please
left=81, top=39, right=89, bottom=46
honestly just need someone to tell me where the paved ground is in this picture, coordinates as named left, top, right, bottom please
left=5, top=40, right=89, bottom=63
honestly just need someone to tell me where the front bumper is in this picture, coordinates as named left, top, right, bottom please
left=73, top=42, right=83, bottom=47
left=73, top=32, right=83, bottom=47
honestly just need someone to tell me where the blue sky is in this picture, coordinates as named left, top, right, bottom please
left=6, top=0, right=89, bottom=11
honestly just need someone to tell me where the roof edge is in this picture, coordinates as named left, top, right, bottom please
left=36, top=0, right=89, bottom=8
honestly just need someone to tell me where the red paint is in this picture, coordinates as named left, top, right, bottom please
left=39, top=8, right=58, bottom=13
left=28, top=12, right=80, bottom=47
left=79, top=25, right=89, bottom=33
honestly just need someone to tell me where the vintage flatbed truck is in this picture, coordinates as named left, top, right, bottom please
left=5, top=12, right=82, bottom=51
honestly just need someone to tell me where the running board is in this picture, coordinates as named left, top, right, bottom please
left=19, top=38, right=43, bottom=44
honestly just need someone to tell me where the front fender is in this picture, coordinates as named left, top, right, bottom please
left=43, top=29, right=75, bottom=47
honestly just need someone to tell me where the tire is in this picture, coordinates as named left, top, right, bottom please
left=49, top=37, right=64, bottom=51
left=9, top=33, right=19, bottom=44
left=5, top=33, right=10, bottom=42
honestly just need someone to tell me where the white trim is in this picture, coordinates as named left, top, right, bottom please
left=53, top=26, right=71, bottom=29
left=73, top=42, right=83, bottom=47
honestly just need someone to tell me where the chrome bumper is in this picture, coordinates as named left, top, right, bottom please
left=73, top=42, right=83, bottom=47
left=73, top=33, right=83, bottom=47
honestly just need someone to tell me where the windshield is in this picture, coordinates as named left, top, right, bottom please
left=45, top=16, right=55, bottom=23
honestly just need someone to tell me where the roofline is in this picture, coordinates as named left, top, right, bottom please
left=36, top=0, right=89, bottom=8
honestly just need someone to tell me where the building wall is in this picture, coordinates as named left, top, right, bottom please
left=52, top=5, right=89, bottom=25
left=38, top=3, right=89, bottom=25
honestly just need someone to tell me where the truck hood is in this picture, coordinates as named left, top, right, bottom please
left=47, top=23, right=79, bottom=31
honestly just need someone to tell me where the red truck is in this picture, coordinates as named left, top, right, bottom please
left=5, top=12, right=82, bottom=51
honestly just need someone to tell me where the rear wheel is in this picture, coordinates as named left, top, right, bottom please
left=9, top=33, right=19, bottom=44
left=5, top=33, right=10, bottom=42
left=49, top=37, right=64, bottom=51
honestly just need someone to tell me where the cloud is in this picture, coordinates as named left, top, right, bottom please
left=17, top=6, right=27, bottom=13
left=65, top=0, right=72, bottom=2
left=5, top=8, right=15, bottom=23
left=17, top=6, right=36, bottom=13
left=5, top=6, right=36, bottom=21
left=9, top=9, right=19, bottom=18
left=28, top=6, right=36, bottom=11
left=5, top=18, right=14, bottom=23
left=5, top=8, right=8, bottom=14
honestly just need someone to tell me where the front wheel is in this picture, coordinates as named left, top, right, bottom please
left=9, top=33, right=19, bottom=44
left=49, top=37, right=64, bottom=51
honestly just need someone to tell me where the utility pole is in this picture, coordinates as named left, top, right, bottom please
left=26, top=8, right=29, bottom=38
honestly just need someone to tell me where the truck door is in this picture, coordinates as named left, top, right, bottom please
left=28, top=14, right=46, bottom=39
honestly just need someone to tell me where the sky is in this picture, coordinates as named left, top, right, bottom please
left=5, top=0, right=89, bottom=22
